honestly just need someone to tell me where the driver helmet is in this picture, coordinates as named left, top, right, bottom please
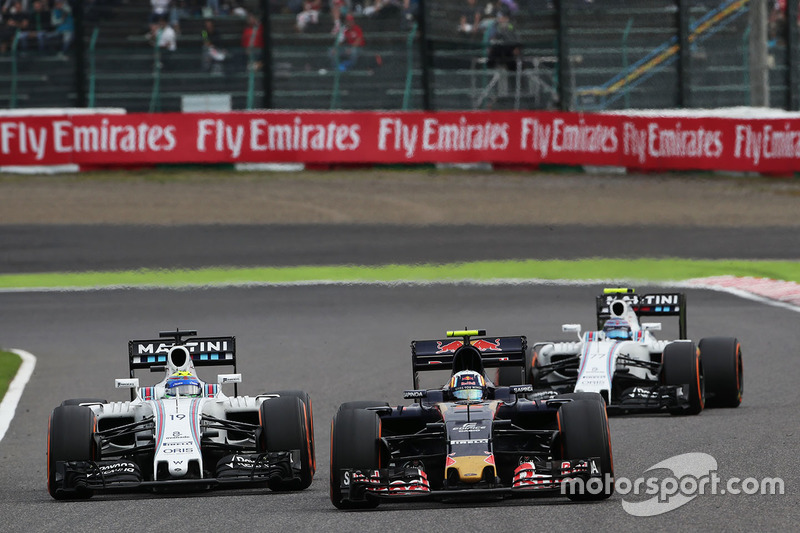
left=448, top=370, right=487, bottom=401
left=603, top=318, right=632, bottom=340
left=165, top=371, right=202, bottom=397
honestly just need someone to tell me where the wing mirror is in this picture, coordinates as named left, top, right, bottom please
left=115, top=378, right=139, bottom=389
left=217, top=374, right=242, bottom=385
left=642, top=322, right=662, bottom=332
left=561, top=323, right=582, bottom=339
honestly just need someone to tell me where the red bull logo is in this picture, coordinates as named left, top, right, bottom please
left=436, top=340, right=464, bottom=354
left=471, top=339, right=502, bottom=352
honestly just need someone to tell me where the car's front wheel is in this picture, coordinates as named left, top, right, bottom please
left=259, top=396, right=314, bottom=490
left=330, top=406, right=382, bottom=509
left=558, top=395, right=614, bottom=501
left=47, top=405, right=97, bottom=500
left=662, top=341, right=704, bottom=415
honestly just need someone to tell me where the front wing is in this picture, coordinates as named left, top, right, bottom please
left=530, top=383, right=696, bottom=414
left=50, top=451, right=301, bottom=497
left=607, top=383, right=694, bottom=414
left=337, top=458, right=604, bottom=504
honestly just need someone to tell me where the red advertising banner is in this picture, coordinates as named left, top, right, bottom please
left=1, top=110, right=799, bottom=173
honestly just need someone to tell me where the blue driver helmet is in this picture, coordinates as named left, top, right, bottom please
left=603, top=318, right=632, bottom=340
left=448, top=370, right=487, bottom=401
left=165, top=371, right=202, bottom=397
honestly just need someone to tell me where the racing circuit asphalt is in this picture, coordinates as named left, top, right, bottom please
left=0, top=227, right=798, bottom=531
left=2, top=224, right=800, bottom=273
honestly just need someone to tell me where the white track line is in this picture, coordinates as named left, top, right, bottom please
left=0, top=349, right=37, bottom=442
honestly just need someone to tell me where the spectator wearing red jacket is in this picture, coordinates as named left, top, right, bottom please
left=241, top=11, right=263, bottom=70
left=330, top=13, right=364, bottom=71
left=241, top=12, right=263, bottom=49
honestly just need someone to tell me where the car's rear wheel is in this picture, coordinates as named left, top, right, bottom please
left=558, top=396, right=614, bottom=501
left=259, top=396, right=314, bottom=490
left=699, top=337, right=743, bottom=408
left=47, top=405, right=96, bottom=500
left=338, top=400, right=390, bottom=411
left=662, top=341, right=704, bottom=415
left=330, top=406, right=382, bottom=509
left=271, top=390, right=316, bottom=475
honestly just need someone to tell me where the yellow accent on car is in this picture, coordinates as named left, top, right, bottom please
left=603, top=287, right=634, bottom=294
left=447, top=330, right=482, bottom=337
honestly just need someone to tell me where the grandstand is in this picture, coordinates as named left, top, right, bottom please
left=0, top=0, right=796, bottom=112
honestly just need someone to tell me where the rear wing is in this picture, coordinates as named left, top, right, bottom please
left=596, top=289, right=687, bottom=339
left=410, top=335, right=527, bottom=389
left=128, top=334, right=237, bottom=377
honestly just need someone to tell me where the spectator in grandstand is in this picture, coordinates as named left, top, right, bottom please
left=169, top=0, right=194, bottom=33
left=497, top=0, right=519, bottom=15
left=288, top=0, right=303, bottom=14
left=230, top=1, right=247, bottom=17
left=458, top=0, right=484, bottom=36
left=241, top=11, right=263, bottom=70
left=402, top=0, right=419, bottom=28
left=147, top=15, right=177, bottom=69
left=0, top=1, right=28, bottom=54
left=0, top=19, right=14, bottom=55
left=19, top=0, right=51, bottom=53
left=486, top=8, right=520, bottom=70
left=150, top=0, right=171, bottom=32
left=0, top=2, right=17, bottom=54
left=329, top=0, right=350, bottom=34
left=49, top=0, right=73, bottom=56
left=362, top=0, right=400, bottom=19
left=295, top=0, right=321, bottom=32
left=330, top=12, right=364, bottom=71
left=768, top=0, right=800, bottom=45
left=201, top=17, right=227, bottom=74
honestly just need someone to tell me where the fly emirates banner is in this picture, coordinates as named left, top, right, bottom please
left=1, top=110, right=797, bottom=173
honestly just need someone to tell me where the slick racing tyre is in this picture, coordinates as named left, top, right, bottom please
left=330, top=406, right=382, bottom=509
left=558, top=397, right=614, bottom=501
left=271, top=390, right=316, bottom=475
left=662, top=341, right=704, bottom=416
left=47, top=405, right=97, bottom=500
left=556, top=391, right=608, bottom=408
left=60, top=398, right=107, bottom=406
left=698, top=337, right=743, bottom=408
left=259, top=396, right=314, bottom=490
left=338, top=400, right=390, bottom=412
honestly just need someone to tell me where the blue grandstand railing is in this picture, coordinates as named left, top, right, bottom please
left=575, top=0, right=750, bottom=110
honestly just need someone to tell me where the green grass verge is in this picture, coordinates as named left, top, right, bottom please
left=0, top=259, right=798, bottom=289
left=0, top=351, right=22, bottom=401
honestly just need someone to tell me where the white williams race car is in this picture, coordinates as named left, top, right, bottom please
left=47, top=330, right=315, bottom=500
left=512, top=289, right=743, bottom=415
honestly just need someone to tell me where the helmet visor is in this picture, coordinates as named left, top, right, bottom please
left=453, top=387, right=483, bottom=401
left=606, top=328, right=630, bottom=340
left=166, top=381, right=201, bottom=397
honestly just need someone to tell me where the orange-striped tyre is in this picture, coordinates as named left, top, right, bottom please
left=699, top=337, right=743, bottom=408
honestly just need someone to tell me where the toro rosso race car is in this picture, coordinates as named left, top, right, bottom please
left=518, top=289, right=743, bottom=415
left=47, top=330, right=315, bottom=500
left=329, top=330, right=614, bottom=509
